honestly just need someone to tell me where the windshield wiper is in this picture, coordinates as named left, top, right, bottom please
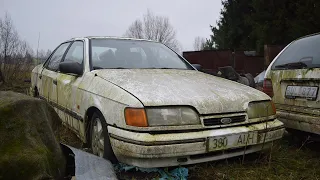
left=147, top=67, right=186, bottom=70
left=275, top=62, right=308, bottom=69
left=93, top=66, right=103, bottom=70
left=93, top=66, right=126, bottom=70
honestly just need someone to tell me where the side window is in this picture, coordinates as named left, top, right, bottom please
left=64, top=41, right=84, bottom=64
left=46, top=43, right=71, bottom=71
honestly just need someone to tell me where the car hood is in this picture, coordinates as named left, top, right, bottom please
left=95, top=69, right=270, bottom=115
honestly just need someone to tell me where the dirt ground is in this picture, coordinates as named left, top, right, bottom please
left=2, top=84, right=320, bottom=180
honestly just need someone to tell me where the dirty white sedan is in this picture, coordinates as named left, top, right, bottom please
left=31, top=37, right=285, bottom=168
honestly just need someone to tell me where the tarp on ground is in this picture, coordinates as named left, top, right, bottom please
left=62, top=144, right=118, bottom=180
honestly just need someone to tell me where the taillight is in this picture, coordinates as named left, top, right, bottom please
left=263, top=79, right=274, bottom=97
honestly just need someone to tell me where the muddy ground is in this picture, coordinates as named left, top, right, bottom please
left=2, top=85, right=320, bottom=180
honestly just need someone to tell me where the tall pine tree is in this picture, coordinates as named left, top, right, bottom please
left=206, top=0, right=320, bottom=53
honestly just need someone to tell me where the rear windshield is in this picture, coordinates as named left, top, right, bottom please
left=90, top=39, right=193, bottom=70
left=272, top=34, right=320, bottom=70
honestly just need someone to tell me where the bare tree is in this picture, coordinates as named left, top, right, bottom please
left=193, top=36, right=206, bottom=51
left=124, top=10, right=181, bottom=52
left=0, top=12, right=33, bottom=84
left=37, top=49, right=51, bottom=64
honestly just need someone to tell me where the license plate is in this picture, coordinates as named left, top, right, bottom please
left=208, top=132, right=258, bottom=151
left=257, top=129, right=284, bottom=143
left=285, top=86, right=318, bottom=100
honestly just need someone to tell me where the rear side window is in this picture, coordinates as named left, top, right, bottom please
left=272, top=34, right=320, bottom=70
left=46, top=43, right=71, bottom=71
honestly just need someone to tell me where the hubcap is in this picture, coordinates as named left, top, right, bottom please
left=91, top=117, right=104, bottom=157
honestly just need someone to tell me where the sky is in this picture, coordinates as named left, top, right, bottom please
left=0, top=0, right=222, bottom=52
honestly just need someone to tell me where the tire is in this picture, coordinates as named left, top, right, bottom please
left=286, top=128, right=311, bottom=143
left=90, top=111, right=117, bottom=163
left=33, top=87, right=39, bottom=97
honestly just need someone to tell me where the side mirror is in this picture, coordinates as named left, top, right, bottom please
left=59, top=61, right=83, bottom=75
left=192, top=64, right=202, bottom=71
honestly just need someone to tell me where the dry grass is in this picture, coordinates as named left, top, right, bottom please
left=0, top=82, right=30, bottom=94
left=57, top=125, right=83, bottom=149
left=0, top=63, right=34, bottom=94
left=187, top=135, right=320, bottom=180
left=0, top=63, right=34, bottom=86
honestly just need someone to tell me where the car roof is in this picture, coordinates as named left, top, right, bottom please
left=296, top=32, right=320, bottom=41
left=69, top=36, right=156, bottom=43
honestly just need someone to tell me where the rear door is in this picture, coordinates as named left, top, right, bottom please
left=56, top=41, right=85, bottom=134
left=269, top=34, right=320, bottom=116
left=40, top=42, right=71, bottom=105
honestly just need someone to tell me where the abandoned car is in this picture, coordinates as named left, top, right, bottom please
left=31, top=37, right=284, bottom=168
left=265, top=33, right=320, bottom=135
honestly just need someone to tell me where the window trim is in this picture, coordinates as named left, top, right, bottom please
left=43, top=45, right=60, bottom=68
left=61, top=40, right=85, bottom=64
left=59, top=40, right=85, bottom=76
left=44, top=42, right=72, bottom=72
left=89, top=39, right=93, bottom=71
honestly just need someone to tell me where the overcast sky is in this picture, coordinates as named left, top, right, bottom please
left=1, top=0, right=222, bottom=52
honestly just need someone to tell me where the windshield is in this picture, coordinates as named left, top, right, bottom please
left=90, top=39, right=193, bottom=70
left=272, top=34, right=320, bottom=70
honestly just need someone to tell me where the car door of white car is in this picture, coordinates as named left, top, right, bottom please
left=40, top=42, right=71, bottom=107
left=56, top=41, right=85, bottom=135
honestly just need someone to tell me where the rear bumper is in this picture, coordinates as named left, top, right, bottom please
left=277, top=110, right=320, bottom=135
left=108, top=119, right=284, bottom=168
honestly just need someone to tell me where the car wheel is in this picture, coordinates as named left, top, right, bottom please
left=286, top=128, right=312, bottom=143
left=90, top=111, right=117, bottom=163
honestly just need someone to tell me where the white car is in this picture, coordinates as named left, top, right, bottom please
left=31, top=37, right=284, bottom=168
left=264, top=33, right=320, bottom=135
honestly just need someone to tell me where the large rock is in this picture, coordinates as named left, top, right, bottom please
left=0, top=91, right=66, bottom=180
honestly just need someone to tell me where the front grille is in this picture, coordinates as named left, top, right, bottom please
left=203, top=115, right=246, bottom=126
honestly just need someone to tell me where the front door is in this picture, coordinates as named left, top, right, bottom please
left=57, top=41, right=85, bottom=135
left=40, top=42, right=71, bottom=111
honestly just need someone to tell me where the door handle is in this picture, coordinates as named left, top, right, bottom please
left=53, top=80, right=57, bottom=85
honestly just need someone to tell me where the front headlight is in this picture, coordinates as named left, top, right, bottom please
left=247, top=100, right=276, bottom=119
left=146, top=107, right=200, bottom=126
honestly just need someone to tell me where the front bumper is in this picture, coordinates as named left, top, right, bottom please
left=277, top=110, right=320, bottom=135
left=108, top=119, right=284, bottom=168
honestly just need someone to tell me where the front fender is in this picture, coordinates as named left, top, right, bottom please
left=78, top=72, right=143, bottom=129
